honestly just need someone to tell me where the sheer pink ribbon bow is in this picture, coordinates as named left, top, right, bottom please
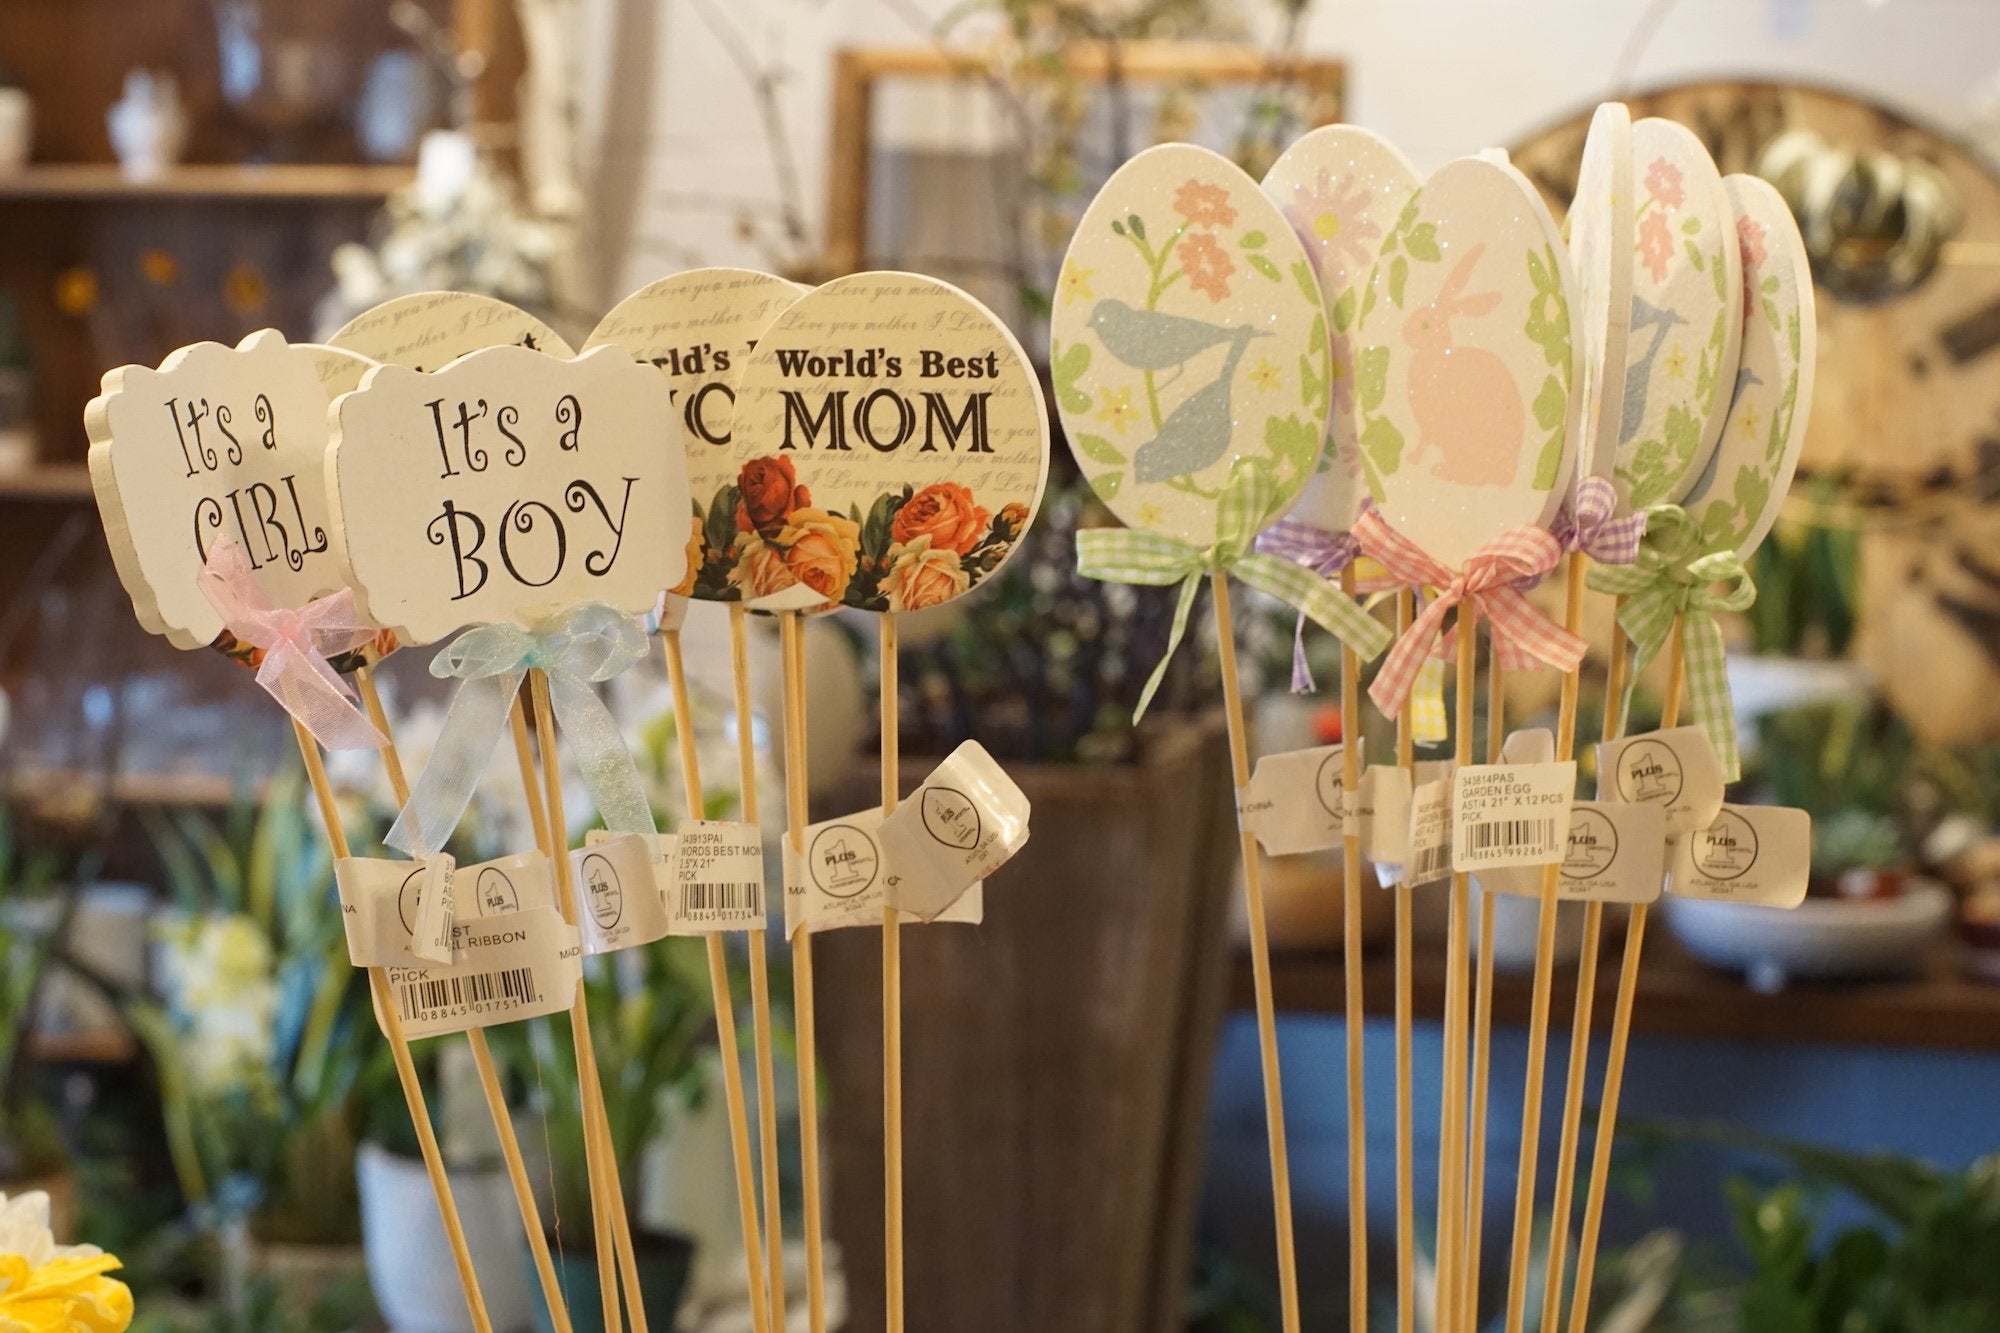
left=1353, top=508, right=1587, bottom=719
left=198, top=539, right=386, bottom=751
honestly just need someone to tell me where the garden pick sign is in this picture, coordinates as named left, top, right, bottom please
left=1568, top=103, right=1636, bottom=488
left=1051, top=142, right=1390, bottom=713
left=329, top=289, right=568, bottom=371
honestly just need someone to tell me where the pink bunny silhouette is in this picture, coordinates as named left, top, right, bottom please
left=1402, top=243, right=1525, bottom=488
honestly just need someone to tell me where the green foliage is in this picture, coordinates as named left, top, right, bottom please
left=1746, top=498, right=1859, bottom=658
left=1051, top=340, right=1093, bottom=415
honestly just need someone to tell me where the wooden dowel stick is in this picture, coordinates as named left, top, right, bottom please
left=1536, top=603, right=1632, bottom=1333
left=661, top=629, right=774, bottom=1333
left=879, top=612, right=906, bottom=1333
left=1459, top=657, right=1508, bottom=1331
left=528, top=669, right=637, bottom=1332
left=1434, top=607, right=1480, bottom=1332
left=1337, top=565, right=1369, bottom=1333
left=781, top=612, right=830, bottom=1333
left=730, top=603, right=789, bottom=1333
left=1565, top=619, right=1684, bottom=1333
left=1394, top=590, right=1417, bottom=1333
left=1210, top=570, right=1302, bottom=1333
left=356, top=669, right=574, bottom=1333
left=290, top=719, right=494, bottom=1333
left=511, top=694, right=554, bottom=853
left=1485, top=551, right=1584, bottom=1333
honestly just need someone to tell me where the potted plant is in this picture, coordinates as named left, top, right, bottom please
left=125, top=770, right=376, bottom=1319
left=484, top=933, right=715, bottom=1330
left=0, top=802, right=76, bottom=1234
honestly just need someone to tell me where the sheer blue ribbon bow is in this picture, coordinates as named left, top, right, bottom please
left=386, top=603, right=658, bottom=860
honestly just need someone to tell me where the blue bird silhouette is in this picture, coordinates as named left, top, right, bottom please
left=1090, top=299, right=1267, bottom=372
left=1620, top=294, right=1691, bottom=445
left=1132, top=326, right=1265, bottom=483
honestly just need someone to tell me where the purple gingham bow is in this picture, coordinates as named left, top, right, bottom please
left=1552, top=476, right=1647, bottom=565
left=1254, top=518, right=1364, bottom=692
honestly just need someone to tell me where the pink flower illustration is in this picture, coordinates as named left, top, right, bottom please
left=1284, top=168, right=1382, bottom=289
left=1638, top=210, right=1674, bottom=284
left=1737, top=215, right=1769, bottom=316
left=1644, top=157, right=1685, bottom=210
left=1172, top=178, right=1237, bottom=230
left=1177, top=232, right=1235, bottom=303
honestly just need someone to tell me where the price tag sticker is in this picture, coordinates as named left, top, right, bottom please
left=336, top=851, right=557, bottom=967
left=407, top=853, right=456, bottom=965
left=1556, top=801, right=1665, bottom=904
left=1451, top=761, right=1575, bottom=872
left=1405, top=774, right=1455, bottom=888
left=1238, top=741, right=1365, bottom=858
left=783, top=807, right=985, bottom=937
left=673, top=821, right=769, bottom=933
left=881, top=742, right=1030, bottom=921
left=568, top=833, right=671, bottom=955
left=1597, top=726, right=1724, bottom=838
left=1668, top=804, right=1811, bottom=907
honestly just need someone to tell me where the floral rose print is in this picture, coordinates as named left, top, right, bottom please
left=1173, top=178, right=1238, bottom=229
left=882, top=535, right=971, bottom=611
left=1638, top=209, right=1674, bottom=283
left=728, top=533, right=795, bottom=599
left=1644, top=157, right=1685, bottom=209
left=891, top=480, right=990, bottom=556
left=736, top=455, right=812, bottom=537
left=1283, top=168, right=1384, bottom=286
left=1178, top=231, right=1235, bottom=303
left=778, top=507, right=862, bottom=602
left=1737, top=215, right=1768, bottom=315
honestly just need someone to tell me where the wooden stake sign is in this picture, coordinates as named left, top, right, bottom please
left=1613, top=118, right=1744, bottom=511
left=328, top=344, right=687, bottom=643
left=1569, top=102, right=1637, bottom=487
left=89, top=330, right=376, bottom=649
left=330, top=289, right=568, bottom=371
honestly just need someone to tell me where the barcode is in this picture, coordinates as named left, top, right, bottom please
left=1464, top=819, right=1557, bottom=859
left=401, top=966, right=538, bottom=1018
left=684, top=881, right=763, bottom=914
left=1409, top=843, right=1452, bottom=884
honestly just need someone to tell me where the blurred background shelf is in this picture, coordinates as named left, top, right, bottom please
left=0, top=464, right=93, bottom=500
left=0, top=163, right=413, bottom=202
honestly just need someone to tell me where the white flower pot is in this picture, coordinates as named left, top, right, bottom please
left=357, top=1143, right=535, bottom=1332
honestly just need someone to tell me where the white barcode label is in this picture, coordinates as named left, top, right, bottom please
left=1597, top=727, right=1723, bottom=838
left=1667, top=804, right=1810, bottom=907
left=376, top=904, right=581, bottom=1039
left=1451, top=762, right=1576, bottom=872
left=1236, top=741, right=1362, bottom=858
left=880, top=742, right=1031, bottom=921
left=570, top=833, right=672, bottom=954
left=409, top=854, right=456, bottom=965
left=784, top=806, right=984, bottom=937
left=400, top=965, right=539, bottom=1020
left=1404, top=778, right=1454, bottom=887
left=674, top=821, right=768, bottom=933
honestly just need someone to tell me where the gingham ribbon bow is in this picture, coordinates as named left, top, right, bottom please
left=197, top=538, right=386, bottom=752
left=1588, top=504, right=1757, bottom=780
left=1254, top=519, right=1364, bottom=693
left=386, top=603, right=658, bottom=859
left=1355, top=507, right=1586, bottom=719
left=1077, top=460, right=1393, bottom=721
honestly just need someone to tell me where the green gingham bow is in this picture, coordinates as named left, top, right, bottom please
left=1588, top=504, right=1757, bottom=780
left=1076, top=459, right=1393, bottom=721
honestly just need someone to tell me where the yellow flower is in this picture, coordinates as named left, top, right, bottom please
left=1059, top=261, right=1096, bottom=303
left=1739, top=407, right=1761, bottom=439
left=1312, top=210, right=1341, bottom=241
left=1138, top=502, right=1165, bottom=528
left=53, top=268, right=97, bottom=317
left=223, top=264, right=268, bottom=315
left=1096, top=385, right=1139, bottom=435
left=1663, top=345, right=1688, bottom=380
left=138, top=249, right=178, bottom=287
left=1247, top=357, right=1282, bottom=393
left=0, top=1192, right=132, bottom=1333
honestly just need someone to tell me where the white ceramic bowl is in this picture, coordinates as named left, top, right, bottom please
left=1664, top=880, right=1952, bottom=993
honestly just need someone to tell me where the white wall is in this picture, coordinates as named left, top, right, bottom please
left=577, top=0, right=2000, bottom=303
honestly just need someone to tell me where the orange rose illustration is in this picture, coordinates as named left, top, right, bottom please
left=891, top=481, right=990, bottom=556
left=729, top=534, right=796, bottom=599
left=998, top=501, right=1030, bottom=532
left=736, top=456, right=811, bottom=537
left=882, top=537, right=970, bottom=612
left=777, top=508, right=862, bottom=603
left=670, top=513, right=703, bottom=595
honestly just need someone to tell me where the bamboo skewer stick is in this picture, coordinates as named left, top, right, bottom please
left=1338, top=565, right=1369, bottom=1333
left=528, top=669, right=640, bottom=1332
left=730, top=603, right=789, bottom=1333
left=661, top=629, right=775, bottom=1333
left=781, top=612, right=830, bottom=1333
left=1485, top=552, right=1585, bottom=1333
left=1458, top=657, right=1508, bottom=1332
left=1394, top=590, right=1418, bottom=1333
left=1434, top=608, right=1481, bottom=1332
left=1565, top=619, right=1685, bottom=1333
left=1210, top=570, right=1302, bottom=1333
left=290, top=719, right=494, bottom=1333
left=1536, top=606, right=1632, bottom=1333
left=880, top=613, right=907, bottom=1333
left=355, top=668, right=574, bottom=1333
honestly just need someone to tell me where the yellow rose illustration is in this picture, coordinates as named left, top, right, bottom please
left=882, top=536, right=971, bottom=612
left=776, top=507, right=862, bottom=604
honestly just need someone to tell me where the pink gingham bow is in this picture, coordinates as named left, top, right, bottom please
left=1353, top=508, right=1587, bottom=718
left=198, top=539, right=386, bottom=751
